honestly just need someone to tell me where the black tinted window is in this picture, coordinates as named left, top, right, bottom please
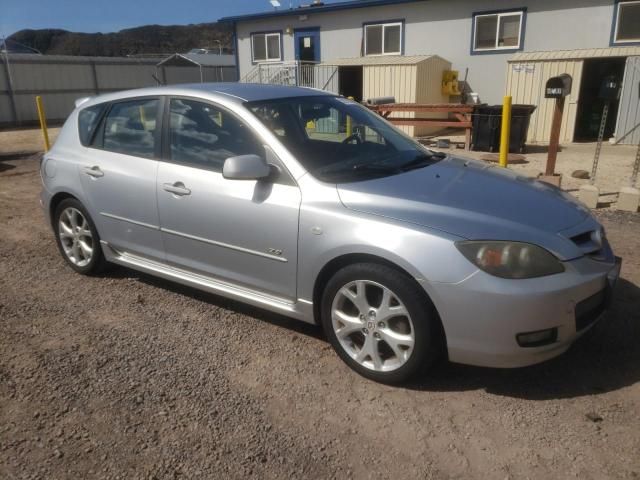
left=169, top=98, right=262, bottom=171
left=78, top=104, right=105, bottom=146
left=103, top=98, right=158, bottom=158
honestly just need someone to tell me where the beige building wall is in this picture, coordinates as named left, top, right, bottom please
left=362, top=56, right=451, bottom=137
left=506, top=59, right=584, bottom=144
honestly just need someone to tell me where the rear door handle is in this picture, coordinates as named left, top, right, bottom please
left=163, top=182, right=191, bottom=196
left=83, top=165, right=104, bottom=178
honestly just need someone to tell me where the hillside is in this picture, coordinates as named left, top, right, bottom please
left=6, top=22, right=233, bottom=57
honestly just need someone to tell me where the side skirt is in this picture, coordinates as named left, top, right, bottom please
left=100, top=241, right=315, bottom=324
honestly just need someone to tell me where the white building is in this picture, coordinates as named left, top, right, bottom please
left=221, top=0, right=640, bottom=143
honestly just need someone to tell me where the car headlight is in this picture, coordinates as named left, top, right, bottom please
left=455, top=241, right=565, bottom=279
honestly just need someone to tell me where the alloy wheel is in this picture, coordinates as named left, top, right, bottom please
left=331, top=280, right=415, bottom=372
left=58, top=207, right=94, bottom=267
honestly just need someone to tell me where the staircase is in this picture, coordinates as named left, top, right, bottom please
left=241, top=61, right=339, bottom=93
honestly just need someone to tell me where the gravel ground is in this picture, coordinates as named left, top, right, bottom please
left=1, top=153, right=640, bottom=479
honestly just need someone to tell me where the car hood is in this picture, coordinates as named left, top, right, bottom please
left=336, top=156, right=595, bottom=260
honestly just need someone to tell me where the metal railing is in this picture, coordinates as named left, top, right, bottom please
left=241, top=61, right=339, bottom=93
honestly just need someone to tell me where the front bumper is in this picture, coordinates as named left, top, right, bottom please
left=427, top=255, right=621, bottom=368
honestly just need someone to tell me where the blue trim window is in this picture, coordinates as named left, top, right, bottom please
left=364, top=21, right=403, bottom=56
left=251, top=31, right=282, bottom=62
left=612, top=0, right=640, bottom=45
left=471, top=9, right=525, bottom=53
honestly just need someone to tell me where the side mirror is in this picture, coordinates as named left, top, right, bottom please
left=222, top=154, right=270, bottom=180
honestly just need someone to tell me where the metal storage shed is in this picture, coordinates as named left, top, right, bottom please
left=506, top=46, right=640, bottom=145
left=325, top=55, right=452, bottom=137
left=156, top=53, right=237, bottom=84
left=615, top=56, right=640, bottom=146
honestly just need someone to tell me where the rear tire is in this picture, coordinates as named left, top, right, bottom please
left=321, top=263, right=440, bottom=384
left=53, top=198, right=108, bottom=275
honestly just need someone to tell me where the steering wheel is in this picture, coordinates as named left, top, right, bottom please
left=342, top=133, right=362, bottom=145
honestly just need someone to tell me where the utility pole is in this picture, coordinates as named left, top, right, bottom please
left=1, top=36, right=19, bottom=124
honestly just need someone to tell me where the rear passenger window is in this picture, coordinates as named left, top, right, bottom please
left=169, top=98, right=263, bottom=171
left=102, top=98, right=159, bottom=158
left=78, top=104, right=105, bottom=146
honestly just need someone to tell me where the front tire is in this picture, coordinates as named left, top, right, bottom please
left=321, top=263, right=440, bottom=384
left=54, top=198, right=107, bottom=275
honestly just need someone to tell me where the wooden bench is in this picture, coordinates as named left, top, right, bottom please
left=367, top=103, right=474, bottom=150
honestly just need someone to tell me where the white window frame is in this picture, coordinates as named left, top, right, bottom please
left=613, top=0, right=640, bottom=44
left=364, top=22, right=403, bottom=56
left=472, top=11, right=524, bottom=52
left=251, top=32, right=282, bottom=63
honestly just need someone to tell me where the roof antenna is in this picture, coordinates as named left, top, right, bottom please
left=270, top=0, right=281, bottom=10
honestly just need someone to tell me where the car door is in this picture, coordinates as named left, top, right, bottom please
left=156, top=97, right=301, bottom=300
left=78, top=97, right=165, bottom=261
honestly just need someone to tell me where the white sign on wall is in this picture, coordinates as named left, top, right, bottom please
left=512, top=64, right=536, bottom=73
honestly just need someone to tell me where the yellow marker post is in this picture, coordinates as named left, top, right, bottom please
left=345, top=96, right=354, bottom=138
left=36, top=95, right=51, bottom=152
left=139, top=105, right=147, bottom=130
left=498, top=95, right=512, bottom=168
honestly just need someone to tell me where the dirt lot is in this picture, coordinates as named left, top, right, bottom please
left=1, top=136, right=640, bottom=479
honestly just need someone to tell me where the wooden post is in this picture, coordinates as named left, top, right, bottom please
left=546, top=97, right=565, bottom=175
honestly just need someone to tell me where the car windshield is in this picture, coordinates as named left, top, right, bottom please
left=246, top=95, right=443, bottom=183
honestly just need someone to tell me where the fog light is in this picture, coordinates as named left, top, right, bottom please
left=516, top=328, right=558, bottom=348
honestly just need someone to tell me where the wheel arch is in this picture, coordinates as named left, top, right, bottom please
left=311, top=253, right=447, bottom=355
left=49, top=192, right=79, bottom=229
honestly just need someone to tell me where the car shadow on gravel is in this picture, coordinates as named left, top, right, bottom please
left=0, top=152, right=41, bottom=173
left=105, top=267, right=640, bottom=399
left=407, top=277, right=640, bottom=400
left=106, top=268, right=325, bottom=340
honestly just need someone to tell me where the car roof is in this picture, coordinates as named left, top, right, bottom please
left=79, top=82, right=335, bottom=109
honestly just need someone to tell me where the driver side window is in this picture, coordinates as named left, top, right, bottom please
left=298, top=103, right=385, bottom=145
left=169, top=98, right=263, bottom=172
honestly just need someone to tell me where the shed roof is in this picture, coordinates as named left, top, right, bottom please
left=323, top=55, right=438, bottom=66
left=509, top=46, right=640, bottom=62
left=157, top=53, right=236, bottom=67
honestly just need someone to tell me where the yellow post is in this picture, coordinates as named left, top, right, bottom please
left=498, top=95, right=512, bottom=167
left=35, top=95, right=51, bottom=152
left=139, top=106, right=147, bottom=130
left=345, top=96, right=354, bottom=138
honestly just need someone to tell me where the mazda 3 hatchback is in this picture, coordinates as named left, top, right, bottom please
left=41, top=83, right=621, bottom=383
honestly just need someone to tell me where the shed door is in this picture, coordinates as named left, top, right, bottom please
left=615, top=56, right=640, bottom=145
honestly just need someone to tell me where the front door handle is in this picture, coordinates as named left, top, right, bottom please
left=83, top=165, right=104, bottom=178
left=163, top=182, right=191, bottom=196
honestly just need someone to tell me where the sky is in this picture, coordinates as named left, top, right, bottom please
left=0, top=0, right=343, bottom=38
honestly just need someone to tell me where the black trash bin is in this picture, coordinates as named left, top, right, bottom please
left=471, top=104, right=536, bottom=153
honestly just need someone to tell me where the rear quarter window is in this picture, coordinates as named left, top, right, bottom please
left=102, top=98, right=159, bottom=158
left=78, top=104, right=106, bottom=147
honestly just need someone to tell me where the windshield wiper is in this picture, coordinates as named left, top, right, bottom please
left=398, top=151, right=446, bottom=172
left=316, top=156, right=395, bottom=175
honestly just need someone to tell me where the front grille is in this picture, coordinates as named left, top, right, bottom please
left=575, top=289, right=607, bottom=331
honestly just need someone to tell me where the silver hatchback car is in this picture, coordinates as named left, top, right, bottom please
left=41, top=83, right=621, bottom=383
